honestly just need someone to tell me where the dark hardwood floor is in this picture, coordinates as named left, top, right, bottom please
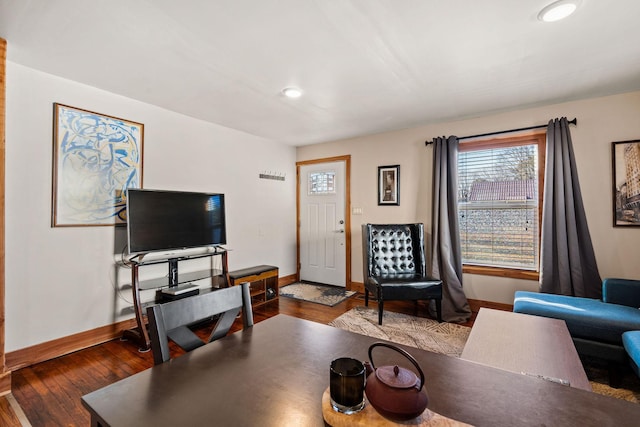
left=7, top=294, right=475, bottom=427
left=0, top=395, right=23, bottom=426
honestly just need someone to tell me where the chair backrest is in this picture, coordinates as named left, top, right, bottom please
left=362, top=223, right=426, bottom=279
left=147, top=282, right=254, bottom=365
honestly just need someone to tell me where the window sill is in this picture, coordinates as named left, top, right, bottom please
left=462, top=265, right=539, bottom=281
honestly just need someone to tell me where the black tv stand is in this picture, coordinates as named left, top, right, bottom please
left=122, top=249, right=229, bottom=351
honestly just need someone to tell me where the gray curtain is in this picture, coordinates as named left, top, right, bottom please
left=430, top=136, right=472, bottom=323
left=540, top=117, right=602, bottom=298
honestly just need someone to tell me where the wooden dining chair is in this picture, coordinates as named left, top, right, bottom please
left=147, top=282, right=254, bottom=365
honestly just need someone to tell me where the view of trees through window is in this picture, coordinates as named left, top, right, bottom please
left=458, top=139, right=541, bottom=271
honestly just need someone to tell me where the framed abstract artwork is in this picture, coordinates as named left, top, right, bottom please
left=52, top=103, right=144, bottom=226
left=378, top=164, right=400, bottom=206
left=612, top=139, right=640, bottom=227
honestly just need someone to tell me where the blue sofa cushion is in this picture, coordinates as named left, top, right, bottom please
left=622, top=331, right=640, bottom=368
left=514, top=291, right=640, bottom=345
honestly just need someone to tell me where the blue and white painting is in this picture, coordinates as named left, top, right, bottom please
left=53, top=104, right=144, bottom=226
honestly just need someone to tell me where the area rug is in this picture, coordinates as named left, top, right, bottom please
left=328, top=306, right=470, bottom=357
left=280, top=282, right=356, bottom=306
left=329, top=306, right=640, bottom=403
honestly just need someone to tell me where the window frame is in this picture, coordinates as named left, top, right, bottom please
left=458, top=132, right=546, bottom=280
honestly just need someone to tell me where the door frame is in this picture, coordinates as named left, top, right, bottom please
left=296, top=155, right=352, bottom=290
left=1, top=38, right=9, bottom=394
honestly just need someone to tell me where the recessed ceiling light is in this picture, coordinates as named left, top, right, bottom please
left=538, top=0, right=581, bottom=22
left=282, top=87, right=303, bottom=99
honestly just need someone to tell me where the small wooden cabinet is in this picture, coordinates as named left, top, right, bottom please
left=228, top=265, right=278, bottom=309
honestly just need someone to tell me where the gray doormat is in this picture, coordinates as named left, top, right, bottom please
left=280, top=282, right=356, bottom=306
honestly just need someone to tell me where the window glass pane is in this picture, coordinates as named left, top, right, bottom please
left=458, top=144, right=539, bottom=270
left=308, top=171, right=336, bottom=195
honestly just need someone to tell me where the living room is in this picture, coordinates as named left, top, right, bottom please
left=1, top=1, right=640, bottom=425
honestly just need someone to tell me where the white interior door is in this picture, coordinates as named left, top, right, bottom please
left=299, top=161, right=346, bottom=287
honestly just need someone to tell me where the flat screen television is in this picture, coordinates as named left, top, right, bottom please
left=126, top=188, right=227, bottom=255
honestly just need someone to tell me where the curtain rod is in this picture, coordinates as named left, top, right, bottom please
left=424, top=118, right=577, bottom=146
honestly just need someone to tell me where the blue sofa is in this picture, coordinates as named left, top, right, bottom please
left=513, top=278, right=640, bottom=385
left=623, top=331, right=640, bottom=378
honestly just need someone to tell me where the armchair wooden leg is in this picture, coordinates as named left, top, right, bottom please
left=364, top=289, right=369, bottom=306
left=378, top=299, right=384, bottom=325
left=435, top=298, right=443, bottom=323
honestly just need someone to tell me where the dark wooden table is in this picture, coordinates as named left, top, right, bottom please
left=461, top=308, right=592, bottom=391
left=82, top=315, right=640, bottom=427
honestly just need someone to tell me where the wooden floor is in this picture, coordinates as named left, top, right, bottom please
left=5, top=294, right=479, bottom=427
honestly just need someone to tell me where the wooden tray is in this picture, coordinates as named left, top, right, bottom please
left=321, top=388, right=472, bottom=426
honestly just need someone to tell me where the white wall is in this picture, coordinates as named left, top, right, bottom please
left=5, top=62, right=297, bottom=352
left=297, top=91, right=640, bottom=304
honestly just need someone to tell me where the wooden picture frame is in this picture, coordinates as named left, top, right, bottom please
left=378, top=165, right=400, bottom=206
left=52, top=103, right=144, bottom=226
left=612, top=139, right=640, bottom=227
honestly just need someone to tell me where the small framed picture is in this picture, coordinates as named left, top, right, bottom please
left=378, top=165, right=400, bottom=206
left=612, top=140, right=640, bottom=226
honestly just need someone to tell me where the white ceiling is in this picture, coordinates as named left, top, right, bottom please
left=2, top=1, right=640, bottom=146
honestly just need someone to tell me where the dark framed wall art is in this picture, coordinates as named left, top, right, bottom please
left=378, top=164, right=400, bottom=206
left=612, top=139, right=640, bottom=227
left=52, top=103, right=144, bottom=226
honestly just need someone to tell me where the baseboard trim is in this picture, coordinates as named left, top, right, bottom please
left=349, top=281, right=365, bottom=294
left=278, top=273, right=297, bottom=287
left=468, top=299, right=513, bottom=312
left=5, top=318, right=137, bottom=371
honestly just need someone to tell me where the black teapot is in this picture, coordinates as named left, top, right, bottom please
left=364, top=342, right=429, bottom=421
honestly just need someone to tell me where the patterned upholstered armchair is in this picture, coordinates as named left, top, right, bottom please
left=362, top=223, right=442, bottom=325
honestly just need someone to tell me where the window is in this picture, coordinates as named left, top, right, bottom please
left=457, top=133, right=545, bottom=279
left=308, top=170, right=336, bottom=195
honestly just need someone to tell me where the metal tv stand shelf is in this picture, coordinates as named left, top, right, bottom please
left=123, top=249, right=229, bottom=351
